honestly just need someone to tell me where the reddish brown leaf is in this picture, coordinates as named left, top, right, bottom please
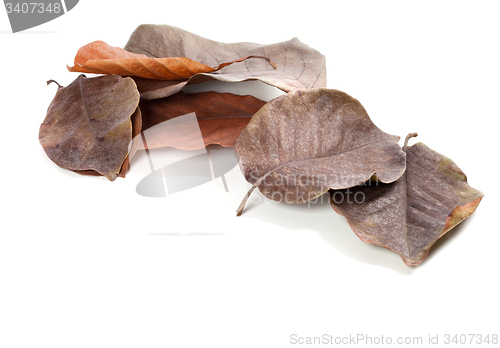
left=235, top=88, right=406, bottom=215
left=39, top=75, right=140, bottom=181
left=138, top=91, right=266, bottom=150
left=124, top=25, right=326, bottom=100
left=68, top=40, right=276, bottom=80
left=330, top=134, right=484, bottom=266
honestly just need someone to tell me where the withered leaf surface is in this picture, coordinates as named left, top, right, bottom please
left=39, top=75, right=140, bottom=181
left=132, top=77, right=188, bottom=100
left=124, top=24, right=326, bottom=100
left=235, top=88, right=406, bottom=215
left=330, top=134, right=484, bottom=266
left=73, top=107, right=142, bottom=179
left=139, top=91, right=266, bottom=150
left=68, top=40, right=276, bottom=80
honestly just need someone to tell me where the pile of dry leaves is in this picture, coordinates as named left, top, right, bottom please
left=39, top=24, right=482, bottom=266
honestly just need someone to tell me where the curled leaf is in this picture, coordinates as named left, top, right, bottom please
left=235, top=88, right=406, bottom=215
left=138, top=91, right=266, bottom=150
left=68, top=40, right=276, bottom=80
left=124, top=24, right=326, bottom=99
left=330, top=134, right=484, bottom=266
left=39, top=75, right=140, bottom=181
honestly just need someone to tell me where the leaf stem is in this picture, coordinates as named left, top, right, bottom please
left=47, top=79, right=62, bottom=88
left=403, top=133, right=418, bottom=152
left=236, top=185, right=257, bottom=216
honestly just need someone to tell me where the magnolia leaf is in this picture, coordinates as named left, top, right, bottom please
left=235, top=88, right=406, bottom=215
left=138, top=91, right=266, bottom=150
left=330, top=134, right=484, bottom=266
left=124, top=24, right=326, bottom=100
left=68, top=40, right=276, bottom=80
left=39, top=75, right=140, bottom=181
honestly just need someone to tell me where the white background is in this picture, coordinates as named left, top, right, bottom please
left=1, top=1, right=498, bottom=347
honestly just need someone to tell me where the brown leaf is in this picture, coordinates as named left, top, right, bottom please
left=68, top=40, right=276, bottom=80
left=39, top=75, right=140, bottom=181
left=138, top=91, right=266, bottom=150
left=124, top=24, right=326, bottom=100
left=234, top=88, right=406, bottom=216
left=329, top=134, right=484, bottom=266
left=132, top=77, right=189, bottom=100
left=70, top=107, right=142, bottom=179
left=117, top=107, right=142, bottom=178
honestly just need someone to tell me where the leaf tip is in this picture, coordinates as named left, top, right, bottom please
left=442, top=197, right=483, bottom=235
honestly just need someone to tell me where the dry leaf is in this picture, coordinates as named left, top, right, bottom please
left=330, top=134, right=484, bottom=266
left=39, top=75, right=140, bottom=181
left=234, top=88, right=406, bottom=216
left=117, top=107, right=142, bottom=178
left=73, top=107, right=142, bottom=179
left=132, top=77, right=189, bottom=100
left=124, top=24, right=326, bottom=99
left=68, top=40, right=276, bottom=80
left=138, top=91, right=266, bottom=150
